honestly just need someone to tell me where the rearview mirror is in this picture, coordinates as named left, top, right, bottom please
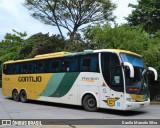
left=148, top=67, right=158, bottom=81
left=123, top=62, right=134, bottom=78
left=142, top=67, right=158, bottom=81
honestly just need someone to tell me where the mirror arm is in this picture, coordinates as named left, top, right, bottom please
left=124, top=62, right=134, bottom=78
left=142, top=68, right=148, bottom=76
left=148, top=67, right=158, bottom=81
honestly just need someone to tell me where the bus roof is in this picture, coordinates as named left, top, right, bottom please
left=93, top=49, right=141, bottom=57
left=3, top=49, right=141, bottom=64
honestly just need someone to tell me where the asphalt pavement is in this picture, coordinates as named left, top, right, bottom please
left=0, top=88, right=160, bottom=128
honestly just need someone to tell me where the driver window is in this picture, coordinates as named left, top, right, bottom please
left=111, top=53, right=124, bottom=92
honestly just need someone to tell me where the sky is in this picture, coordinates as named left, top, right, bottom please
left=0, top=0, right=137, bottom=41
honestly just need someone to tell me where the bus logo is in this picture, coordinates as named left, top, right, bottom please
left=18, top=76, right=42, bottom=82
left=103, top=98, right=119, bottom=107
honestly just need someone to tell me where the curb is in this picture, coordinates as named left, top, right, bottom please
left=150, top=102, right=160, bottom=104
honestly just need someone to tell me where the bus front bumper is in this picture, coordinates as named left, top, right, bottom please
left=124, top=100, right=150, bottom=110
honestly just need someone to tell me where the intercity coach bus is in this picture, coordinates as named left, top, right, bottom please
left=2, top=49, right=158, bottom=111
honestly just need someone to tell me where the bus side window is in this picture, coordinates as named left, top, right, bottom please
left=3, top=64, right=8, bottom=74
left=22, top=63, right=28, bottom=74
left=37, top=62, right=43, bottom=73
left=70, top=56, right=79, bottom=72
left=8, top=64, right=13, bottom=74
left=15, top=63, right=19, bottom=74
left=62, top=58, right=70, bottom=72
left=18, top=64, right=22, bottom=74
left=12, top=64, right=15, bottom=74
left=44, top=61, right=49, bottom=73
left=28, top=63, right=33, bottom=73
left=51, top=60, right=60, bottom=73
left=90, top=54, right=99, bottom=72
left=81, top=56, right=91, bottom=72
left=33, top=62, right=38, bottom=73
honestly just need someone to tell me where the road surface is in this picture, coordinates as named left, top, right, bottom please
left=0, top=88, right=160, bottom=128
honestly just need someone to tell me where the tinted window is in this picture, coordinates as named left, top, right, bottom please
left=3, top=54, right=99, bottom=74
left=44, top=61, right=50, bottom=73
left=80, top=54, right=99, bottom=72
left=101, top=53, right=111, bottom=86
left=70, top=56, right=79, bottom=72
left=111, top=53, right=120, bottom=66
left=81, top=56, right=91, bottom=71
left=101, top=53, right=124, bottom=92
left=51, top=59, right=61, bottom=72
left=37, top=62, right=43, bottom=73
left=62, top=58, right=70, bottom=72
left=3, top=64, right=8, bottom=74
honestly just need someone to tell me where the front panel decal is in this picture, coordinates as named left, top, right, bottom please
left=103, top=98, right=119, bottom=107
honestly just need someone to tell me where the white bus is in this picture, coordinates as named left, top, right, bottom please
left=2, top=49, right=158, bottom=111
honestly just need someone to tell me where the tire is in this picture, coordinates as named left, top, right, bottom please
left=20, top=90, right=27, bottom=103
left=82, top=94, right=97, bottom=112
left=12, top=90, right=19, bottom=101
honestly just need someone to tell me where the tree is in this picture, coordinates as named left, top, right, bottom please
left=126, top=0, right=160, bottom=34
left=0, top=30, right=27, bottom=63
left=19, top=33, right=66, bottom=58
left=24, top=0, right=116, bottom=39
left=83, top=24, right=150, bottom=53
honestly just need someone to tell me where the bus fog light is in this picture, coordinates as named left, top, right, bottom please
left=126, top=98, right=136, bottom=102
left=127, top=105, right=132, bottom=108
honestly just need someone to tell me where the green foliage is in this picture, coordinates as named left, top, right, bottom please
left=84, top=24, right=150, bottom=53
left=24, top=0, right=116, bottom=39
left=19, top=33, right=66, bottom=58
left=126, top=0, right=160, bottom=34
left=0, top=30, right=26, bottom=63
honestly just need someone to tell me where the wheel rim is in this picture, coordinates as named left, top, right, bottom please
left=13, top=91, right=18, bottom=100
left=87, top=98, right=96, bottom=108
left=21, top=91, right=26, bottom=101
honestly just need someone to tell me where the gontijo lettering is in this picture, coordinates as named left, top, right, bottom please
left=18, top=76, right=42, bottom=82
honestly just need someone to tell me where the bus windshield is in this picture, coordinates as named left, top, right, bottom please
left=120, top=53, right=149, bottom=95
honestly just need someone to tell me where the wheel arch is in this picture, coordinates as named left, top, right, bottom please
left=20, top=89, right=26, bottom=93
left=81, top=91, right=99, bottom=107
left=12, top=88, right=19, bottom=95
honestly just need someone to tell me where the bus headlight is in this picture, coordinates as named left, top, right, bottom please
left=126, top=98, right=136, bottom=102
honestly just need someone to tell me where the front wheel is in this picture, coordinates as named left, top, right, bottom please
left=20, top=90, right=27, bottom=103
left=82, top=94, right=97, bottom=112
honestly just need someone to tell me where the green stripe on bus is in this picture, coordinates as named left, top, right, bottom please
left=39, top=73, right=65, bottom=96
left=50, top=72, right=80, bottom=97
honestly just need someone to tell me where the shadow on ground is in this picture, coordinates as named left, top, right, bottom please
left=6, top=97, right=147, bottom=116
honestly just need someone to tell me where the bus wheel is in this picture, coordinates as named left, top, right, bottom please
left=83, top=94, right=97, bottom=112
left=20, top=90, right=27, bottom=103
left=12, top=89, right=19, bottom=101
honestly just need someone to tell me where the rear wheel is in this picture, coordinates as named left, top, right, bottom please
left=20, top=90, right=27, bottom=103
left=12, top=90, right=19, bottom=101
left=82, top=94, right=97, bottom=112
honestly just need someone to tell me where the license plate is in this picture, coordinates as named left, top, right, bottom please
left=140, top=104, right=144, bottom=108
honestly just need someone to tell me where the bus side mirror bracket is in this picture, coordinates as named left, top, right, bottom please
left=148, top=67, right=158, bottom=81
left=123, top=62, right=134, bottom=78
